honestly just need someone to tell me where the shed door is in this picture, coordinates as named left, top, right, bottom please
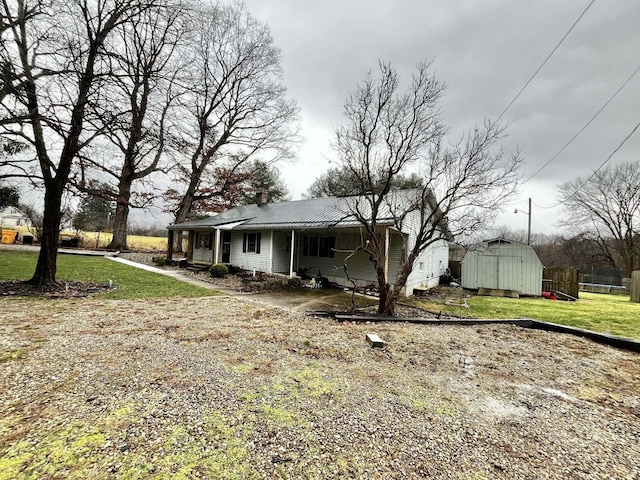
left=477, top=255, right=498, bottom=289
left=497, top=256, right=522, bottom=291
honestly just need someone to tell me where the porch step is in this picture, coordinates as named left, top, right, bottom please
left=186, top=265, right=210, bottom=272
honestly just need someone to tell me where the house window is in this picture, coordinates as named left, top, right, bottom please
left=196, top=232, right=212, bottom=250
left=302, top=235, right=335, bottom=258
left=242, top=232, right=261, bottom=254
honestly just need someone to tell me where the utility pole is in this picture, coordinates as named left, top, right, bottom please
left=514, top=198, right=532, bottom=245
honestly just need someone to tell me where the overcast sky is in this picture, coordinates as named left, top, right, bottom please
left=241, top=0, right=640, bottom=235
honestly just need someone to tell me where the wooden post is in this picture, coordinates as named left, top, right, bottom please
left=631, top=270, right=640, bottom=303
left=187, top=231, right=194, bottom=263
left=167, top=229, right=174, bottom=262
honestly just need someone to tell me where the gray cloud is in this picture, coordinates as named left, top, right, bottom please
left=244, top=0, right=640, bottom=233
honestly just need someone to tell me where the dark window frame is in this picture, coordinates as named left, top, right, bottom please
left=242, top=232, right=261, bottom=254
left=302, top=235, right=335, bottom=258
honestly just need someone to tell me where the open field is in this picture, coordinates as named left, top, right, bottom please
left=0, top=296, right=638, bottom=479
left=2, top=227, right=168, bottom=251
left=0, top=251, right=213, bottom=299
left=411, top=289, right=640, bottom=340
left=74, top=232, right=168, bottom=251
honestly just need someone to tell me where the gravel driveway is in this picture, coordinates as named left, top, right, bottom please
left=1, top=295, right=638, bottom=479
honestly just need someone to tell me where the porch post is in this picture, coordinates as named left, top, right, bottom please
left=167, top=229, right=174, bottom=262
left=187, top=231, right=194, bottom=263
left=384, top=227, right=390, bottom=281
left=289, top=229, right=296, bottom=277
left=214, top=229, right=221, bottom=264
left=269, top=230, right=274, bottom=273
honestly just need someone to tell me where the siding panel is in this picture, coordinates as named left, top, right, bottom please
left=461, top=240, right=543, bottom=295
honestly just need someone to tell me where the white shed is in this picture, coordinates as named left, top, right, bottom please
left=461, top=238, right=543, bottom=296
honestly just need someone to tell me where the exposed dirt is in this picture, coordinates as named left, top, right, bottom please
left=0, top=280, right=115, bottom=298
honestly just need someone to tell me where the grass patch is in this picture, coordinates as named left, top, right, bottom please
left=411, top=291, right=640, bottom=339
left=0, top=349, right=26, bottom=363
left=0, top=251, right=214, bottom=299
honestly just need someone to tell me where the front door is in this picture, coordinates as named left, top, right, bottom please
left=222, top=231, right=231, bottom=263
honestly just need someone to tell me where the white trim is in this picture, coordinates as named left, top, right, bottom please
left=289, top=229, right=295, bottom=277
left=269, top=230, right=274, bottom=273
left=214, top=229, right=221, bottom=263
left=384, top=227, right=390, bottom=281
left=218, top=220, right=246, bottom=230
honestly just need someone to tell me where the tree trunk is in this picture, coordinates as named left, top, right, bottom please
left=28, top=187, right=62, bottom=285
left=171, top=175, right=199, bottom=252
left=108, top=182, right=131, bottom=250
left=376, top=266, right=394, bottom=316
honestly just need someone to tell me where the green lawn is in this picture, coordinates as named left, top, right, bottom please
left=0, top=251, right=215, bottom=299
left=411, top=291, right=640, bottom=340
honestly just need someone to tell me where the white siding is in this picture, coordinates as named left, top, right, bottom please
left=461, top=241, right=543, bottom=296
left=387, top=233, right=406, bottom=281
left=399, top=210, right=450, bottom=295
left=406, top=239, right=449, bottom=293
left=229, top=231, right=272, bottom=273
left=271, top=231, right=292, bottom=273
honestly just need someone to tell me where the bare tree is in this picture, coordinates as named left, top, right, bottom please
left=167, top=1, right=298, bottom=250
left=333, top=62, right=521, bottom=315
left=74, top=2, right=185, bottom=250
left=558, top=161, right=640, bottom=276
left=0, top=0, right=152, bottom=284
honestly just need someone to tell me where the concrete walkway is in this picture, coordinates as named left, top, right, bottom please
left=106, top=257, right=242, bottom=295
left=106, top=257, right=375, bottom=311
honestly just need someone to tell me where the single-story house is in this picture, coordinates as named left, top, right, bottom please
left=167, top=193, right=449, bottom=296
left=0, top=206, right=31, bottom=228
left=461, top=238, right=543, bottom=296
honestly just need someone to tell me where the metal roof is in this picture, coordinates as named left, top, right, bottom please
left=167, top=195, right=400, bottom=231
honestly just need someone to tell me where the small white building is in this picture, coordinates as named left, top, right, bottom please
left=461, top=238, right=543, bottom=296
left=0, top=206, right=31, bottom=228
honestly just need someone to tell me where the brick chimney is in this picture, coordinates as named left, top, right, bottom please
left=257, top=191, right=268, bottom=206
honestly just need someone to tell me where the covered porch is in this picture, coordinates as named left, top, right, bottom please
left=168, top=225, right=408, bottom=290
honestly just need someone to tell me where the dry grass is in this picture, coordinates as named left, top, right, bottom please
left=0, top=296, right=638, bottom=479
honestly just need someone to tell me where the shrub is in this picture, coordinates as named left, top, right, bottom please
left=287, top=277, right=302, bottom=289
left=153, top=255, right=167, bottom=266
left=209, top=263, right=229, bottom=278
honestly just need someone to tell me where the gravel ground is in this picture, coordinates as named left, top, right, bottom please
left=0, top=295, right=638, bottom=479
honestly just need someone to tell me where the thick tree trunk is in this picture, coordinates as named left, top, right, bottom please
left=171, top=177, right=199, bottom=253
left=376, top=266, right=394, bottom=316
left=28, top=187, right=62, bottom=286
left=108, top=180, right=132, bottom=250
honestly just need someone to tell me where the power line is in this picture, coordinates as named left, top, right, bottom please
left=583, top=119, right=640, bottom=183
left=533, top=119, right=640, bottom=209
left=523, top=63, right=640, bottom=184
left=497, top=0, right=597, bottom=121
